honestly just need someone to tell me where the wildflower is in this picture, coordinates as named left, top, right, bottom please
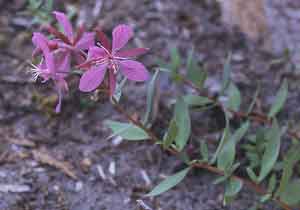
left=31, top=32, right=69, bottom=113
left=78, top=24, right=150, bottom=95
left=42, top=11, right=95, bottom=65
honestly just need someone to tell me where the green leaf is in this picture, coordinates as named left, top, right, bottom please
left=146, top=167, right=191, bottom=197
left=225, top=178, right=243, bottom=197
left=213, top=175, right=228, bottom=185
left=260, top=194, right=272, bottom=203
left=223, top=178, right=243, bottom=205
left=268, top=79, right=288, bottom=118
left=163, top=119, right=178, bottom=149
left=247, top=167, right=258, bottom=183
left=267, top=174, right=277, bottom=194
left=220, top=53, right=232, bottom=94
left=277, top=146, right=300, bottom=195
left=170, top=47, right=181, bottom=74
left=113, top=78, right=127, bottom=102
left=183, top=95, right=212, bottom=107
left=247, top=84, right=260, bottom=114
left=258, top=120, right=281, bottom=182
left=280, top=180, right=300, bottom=206
left=200, top=141, right=209, bottom=162
left=217, top=121, right=249, bottom=171
left=143, top=70, right=159, bottom=125
left=105, top=120, right=149, bottom=141
left=210, top=118, right=230, bottom=164
left=226, top=83, right=241, bottom=111
left=186, top=48, right=207, bottom=88
left=174, top=97, right=191, bottom=151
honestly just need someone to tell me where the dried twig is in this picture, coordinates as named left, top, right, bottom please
left=32, top=149, right=77, bottom=180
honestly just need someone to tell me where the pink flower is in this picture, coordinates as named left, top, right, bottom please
left=40, top=11, right=95, bottom=67
left=78, top=25, right=150, bottom=95
left=31, top=32, right=69, bottom=113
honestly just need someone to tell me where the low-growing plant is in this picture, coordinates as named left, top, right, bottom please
left=28, top=10, right=300, bottom=210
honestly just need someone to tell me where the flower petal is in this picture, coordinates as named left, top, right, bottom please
left=75, top=32, right=95, bottom=50
left=53, top=11, right=73, bottom=40
left=32, top=33, right=55, bottom=73
left=87, top=46, right=106, bottom=60
left=79, top=64, right=107, bottom=92
left=95, top=28, right=112, bottom=52
left=119, top=60, right=149, bottom=81
left=55, top=50, right=71, bottom=74
left=112, top=25, right=133, bottom=52
left=115, top=48, right=149, bottom=58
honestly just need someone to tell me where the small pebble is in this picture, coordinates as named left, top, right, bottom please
left=75, top=181, right=83, bottom=192
left=108, top=161, right=116, bottom=176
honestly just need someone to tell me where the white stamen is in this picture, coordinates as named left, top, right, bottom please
left=28, top=63, right=43, bottom=82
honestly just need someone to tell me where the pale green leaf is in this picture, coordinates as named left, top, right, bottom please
left=220, top=53, right=232, bottom=94
left=225, top=178, right=243, bottom=197
left=217, top=121, right=249, bottom=171
left=186, top=48, right=207, bottom=88
left=183, top=95, right=212, bottom=107
left=277, top=146, right=300, bottom=195
left=200, top=141, right=209, bottom=162
left=143, top=70, right=159, bottom=125
left=226, top=82, right=241, bottom=111
left=174, top=97, right=191, bottom=151
left=163, top=119, right=178, bottom=149
left=105, top=120, right=149, bottom=141
left=268, top=79, right=288, bottom=118
left=258, top=120, right=281, bottom=182
left=146, top=167, right=191, bottom=197
left=280, top=180, right=300, bottom=206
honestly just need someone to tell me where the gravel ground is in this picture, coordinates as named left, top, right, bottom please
left=1, top=0, right=299, bottom=209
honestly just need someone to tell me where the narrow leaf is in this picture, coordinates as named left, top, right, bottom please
left=277, top=146, right=300, bottom=195
left=210, top=118, right=230, bottom=164
left=268, top=79, right=288, bottom=118
left=226, top=82, right=241, bottom=111
left=220, top=52, right=232, bottom=94
left=105, top=120, right=149, bottom=141
left=217, top=121, right=249, bottom=171
left=174, top=97, right=191, bottom=151
left=186, top=48, right=207, bottom=88
left=200, top=141, right=209, bottom=162
left=163, top=119, right=178, bottom=149
left=225, top=178, right=243, bottom=197
left=143, top=70, right=160, bottom=125
left=258, top=120, right=281, bottom=182
left=183, top=95, right=212, bottom=107
left=146, top=167, right=190, bottom=197
left=280, top=180, right=300, bottom=206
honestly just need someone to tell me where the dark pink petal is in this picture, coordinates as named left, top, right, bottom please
left=55, top=50, right=71, bottom=74
left=32, top=33, right=55, bottom=73
left=95, top=28, right=111, bottom=52
left=119, top=60, right=149, bottom=81
left=115, top=48, right=149, bottom=58
left=79, top=64, right=107, bottom=92
left=87, top=46, right=107, bottom=60
left=74, top=52, right=86, bottom=65
left=53, top=11, right=74, bottom=40
left=112, top=25, right=133, bottom=52
left=43, top=25, right=71, bottom=44
left=109, top=69, right=116, bottom=96
left=75, top=32, right=95, bottom=50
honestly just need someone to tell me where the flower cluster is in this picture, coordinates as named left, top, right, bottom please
left=31, top=11, right=150, bottom=113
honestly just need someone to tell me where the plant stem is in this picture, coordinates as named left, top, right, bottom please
left=181, top=77, right=300, bottom=141
left=110, top=97, right=293, bottom=210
